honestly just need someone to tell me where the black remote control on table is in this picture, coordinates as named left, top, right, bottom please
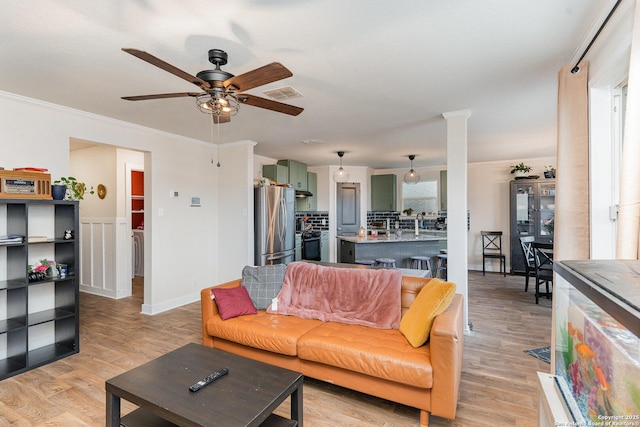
left=189, top=367, right=229, bottom=392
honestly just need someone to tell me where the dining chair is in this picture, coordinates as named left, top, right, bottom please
left=481, top=231, right=506, bottom=276
left=533, top=242, right=554, bottom=304
left=519, top=236, right=536, bottom=292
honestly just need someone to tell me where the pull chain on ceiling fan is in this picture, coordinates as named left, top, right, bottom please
left=210, top=111, right=221, bottom=167
left=121, top=48, right=303, bottom=124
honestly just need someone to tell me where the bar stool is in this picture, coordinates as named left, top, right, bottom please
left=375, top=258, right=396, bottom=268
left=436, top=254, right=448, bottom=280
left=354, top=259, right=376, bottom=266
left=410, top=256, right=433, bottom=278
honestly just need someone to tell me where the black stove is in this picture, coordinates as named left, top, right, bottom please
left=301, top=231, right=321, bottom=238
left=301, top=230, right=321, bottom=260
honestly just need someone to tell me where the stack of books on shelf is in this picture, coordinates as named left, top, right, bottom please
left=0, top=235, right=24, bottom=244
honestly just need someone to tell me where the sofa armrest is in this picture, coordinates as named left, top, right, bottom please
left=428, top=293, right=464, bottom=420
left=200, top=279, right=242, bottom=347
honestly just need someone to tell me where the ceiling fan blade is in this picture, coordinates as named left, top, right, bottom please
left=224, top=62, right=293, bottom=92
left=239, top=94, right=303, bottom=116
left=212, top=113, right=231, bottom=124
left=122, top=48, right=211, bottom=90
left=122, top=92, right=202, bottom=101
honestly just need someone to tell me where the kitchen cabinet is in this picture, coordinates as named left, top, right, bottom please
left=0, top=199, right=79, bottom=380
left=439, top=170, right=447, bottom=211
left=296, top=172, right=317, bottom=211
left=320, top=231, right=329, bottom=261
left=262, top=164, right=288, bottom=184
left=371, top=174, right=396, bottom=211
left=295, top=234, right=301, bottom=261
left=509, top=179, right=555, bottom=274
left=277, top=160, right=308, bottom=191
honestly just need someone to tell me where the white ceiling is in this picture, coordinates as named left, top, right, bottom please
left=0, top=0, right=610, bottom=169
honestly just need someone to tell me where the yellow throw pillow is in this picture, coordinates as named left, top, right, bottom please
left=400, top=278, right=457, bottom=348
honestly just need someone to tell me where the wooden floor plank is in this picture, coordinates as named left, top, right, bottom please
left=0, top=271, right=551, bottom=426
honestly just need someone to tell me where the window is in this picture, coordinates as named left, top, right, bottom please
left=402, top=181, right=438, bottom=215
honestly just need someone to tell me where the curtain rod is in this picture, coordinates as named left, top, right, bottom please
left=571, top=0, right=623, bottom=74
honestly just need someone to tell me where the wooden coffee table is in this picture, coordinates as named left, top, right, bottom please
left=105, top=343, right=303, bottom=427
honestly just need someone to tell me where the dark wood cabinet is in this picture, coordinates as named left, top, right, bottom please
left=0, top=199, right=79, bottom=380
left=509, top=179, right=555, bottom=274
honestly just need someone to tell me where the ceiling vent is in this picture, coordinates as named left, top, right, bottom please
left=263, top=86, right=303, bottom=100
left=301, top=139, right=325, bottom=145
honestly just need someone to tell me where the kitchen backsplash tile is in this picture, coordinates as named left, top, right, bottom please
left=295, top=210, right=467, bottom=232
left=366, top=211, right=445, bottom=230
left=295, top=211, right=329, bottom=231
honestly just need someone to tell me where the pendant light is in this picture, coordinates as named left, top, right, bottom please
left=333, top=151, right=349, bottom=182
left=404, top=155, right=420, bottom=184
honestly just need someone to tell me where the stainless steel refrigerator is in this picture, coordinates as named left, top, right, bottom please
left=254, top=185, right=295, bottom=266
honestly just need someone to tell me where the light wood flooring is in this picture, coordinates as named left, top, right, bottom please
left=0, top=272, right=552, bottom=426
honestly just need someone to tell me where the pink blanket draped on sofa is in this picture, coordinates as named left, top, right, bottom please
left=267, top=262, right=402, bottom=329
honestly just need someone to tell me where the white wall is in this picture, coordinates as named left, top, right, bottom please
left=0, top=91, right=250, bottom=314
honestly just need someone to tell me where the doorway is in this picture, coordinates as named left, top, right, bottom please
left=69, top=139, right=148, bottom=306
left=127, top=163, right=145, bottom=302
left=336, top=182, right=361, bottom=236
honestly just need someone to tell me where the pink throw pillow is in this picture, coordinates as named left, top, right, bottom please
left=211, top=286, right=257, bottom=320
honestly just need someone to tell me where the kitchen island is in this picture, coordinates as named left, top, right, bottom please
left=337, top=232, right=446, bottom=268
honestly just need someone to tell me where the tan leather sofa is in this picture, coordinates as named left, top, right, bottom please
left=200, top=275, right=464, bottom=427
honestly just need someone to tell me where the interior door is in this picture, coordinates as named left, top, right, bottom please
left=336, top=182, right=360, bottom=236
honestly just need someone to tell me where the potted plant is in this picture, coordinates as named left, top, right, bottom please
left=54, top=176, right=94, bottom=200
left=510, top=162, right=532, bottom=178
left=544, top=165, right=556, bottom=179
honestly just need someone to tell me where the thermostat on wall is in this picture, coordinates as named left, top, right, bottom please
left=190, top=196, right=201, bottom=207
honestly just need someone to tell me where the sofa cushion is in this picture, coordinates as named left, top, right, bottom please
left=241, top=264, right=286, bottom=310
left=211, top=286, right=257, bottom=320
left=400, top=279, right=457, bottom=348
left=206, top=312, right=323, bottom=356
left=297, top=322, right=433, bottom=388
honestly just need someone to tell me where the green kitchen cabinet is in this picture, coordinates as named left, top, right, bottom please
left=296, top=172, right=317, bottom=211
left=440, top=170, right=447, bottom=211
left=262, top=164, right=288, bottom=184
left=277, top=159, right=308, bottom=190
left=320, top=230, right=329, bottom=261
left=371, top=174, right=397, bottom=211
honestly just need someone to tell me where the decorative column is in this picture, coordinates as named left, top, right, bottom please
left=442, top=109, right=471, bottom=333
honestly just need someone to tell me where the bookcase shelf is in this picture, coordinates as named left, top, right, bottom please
left=0, top=198, right=79, bottom=380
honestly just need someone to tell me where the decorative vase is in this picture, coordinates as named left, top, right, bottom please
left=52, top=184, right=66, bottom=200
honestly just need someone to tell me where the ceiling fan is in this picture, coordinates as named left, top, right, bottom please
left=121, top=48, right=303, bottom=123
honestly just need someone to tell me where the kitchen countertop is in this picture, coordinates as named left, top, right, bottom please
left=337, top=234, right=445, bottom=244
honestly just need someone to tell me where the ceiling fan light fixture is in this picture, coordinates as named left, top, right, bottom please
left=332, top=151, right=350, bottom=183
left=404, top=155, right=420, bottom=184
left=196, top=94, right=239, bottom=117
